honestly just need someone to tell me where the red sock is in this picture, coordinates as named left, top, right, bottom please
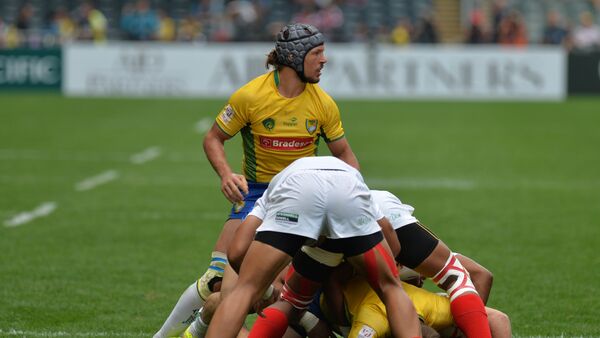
left=248, top=308, right=289, bottom=338
left=450, top=293, right=491, bottom=338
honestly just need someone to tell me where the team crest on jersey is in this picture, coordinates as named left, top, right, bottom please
left=358, top=325, right=375, bottom=337
left=305, top=119, right=318, bottom=134
left=262, top=118, right=275, bottom=131
left=220, top=104, right=235, bottom=124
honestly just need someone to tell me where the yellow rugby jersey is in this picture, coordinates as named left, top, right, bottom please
left=343, top=278, right=454, bottom=337
left=215, top=71, right=345, bottom=183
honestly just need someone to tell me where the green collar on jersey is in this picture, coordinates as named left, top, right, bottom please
left=274, top=70, right=280, bottom=88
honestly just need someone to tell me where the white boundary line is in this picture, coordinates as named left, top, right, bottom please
left=367, top=177, right=476, bottom=190
left=75, top=170, right=119, bottom=191
left=195, top=117, right=213, bottom=134
left=3, top=202, right=57, bottom=228
left=130, top=146, right=162, bottom=164
left=0, top=329, right=148, bottom=337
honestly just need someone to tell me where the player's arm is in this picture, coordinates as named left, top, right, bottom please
left=203, top=123, right=248, bottom=203
left=227, top=215, right=262, bottom=273
left=378, top=217, right=400, bottom=257
left=327, top=137, right=360, bottom=170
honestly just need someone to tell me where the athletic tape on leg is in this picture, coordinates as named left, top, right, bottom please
left=432, top=254, right=477, bottom=301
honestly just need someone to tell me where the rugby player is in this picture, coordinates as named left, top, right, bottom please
left=370, top=190, right=493, bottom=338
left=154, top=23, right=359, bottom=338
left=206, top=156, right=422, bottom=338
left=285, top=263, right=511, bottom=338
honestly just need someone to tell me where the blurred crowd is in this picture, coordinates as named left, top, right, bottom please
left=1, top=0, right=600, bottom=51
left=464, top=0, right=600, bottom=51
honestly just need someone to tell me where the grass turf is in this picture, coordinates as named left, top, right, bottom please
left=1, top=93, right=599, bottom=336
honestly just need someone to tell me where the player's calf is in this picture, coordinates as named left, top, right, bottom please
left=433, top=254, right=491, bottom=338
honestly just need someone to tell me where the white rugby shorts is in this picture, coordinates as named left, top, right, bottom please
left=255, top=169, right=382, bottom=240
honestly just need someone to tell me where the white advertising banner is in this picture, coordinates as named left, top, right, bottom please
left=64, top=43, right=566, bottom=100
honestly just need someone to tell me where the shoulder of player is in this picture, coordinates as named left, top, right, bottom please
left=230, top=72, right=273, bottom=104
left=306, top=83, right=337, bottom=109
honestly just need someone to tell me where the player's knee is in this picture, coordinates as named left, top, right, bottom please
left=487, top=308, right=511, bottom=327
left=432, top=254, right=478, bottom=301
left=202, top=292, right=221, bottom=322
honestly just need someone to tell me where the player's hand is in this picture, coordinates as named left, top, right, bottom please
left=221, top=173, right=248, bottom=203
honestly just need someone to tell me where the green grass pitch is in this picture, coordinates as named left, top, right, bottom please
left=1, top=93, right=599, bottom=337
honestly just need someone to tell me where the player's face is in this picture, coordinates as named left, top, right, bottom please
left=303, top=45, right=327, bottom=83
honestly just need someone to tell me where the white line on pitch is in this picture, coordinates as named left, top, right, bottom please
left=195, top=117, right=213, bottom=134
left=367, top=177, right=476, bottom=190
left=3, top=202, right=57, bottom=228
left=0, top=329, right=148, bottom=337
left=130, top=146, right=162, bottom=164
left=75, top=170, right=119, bottom=191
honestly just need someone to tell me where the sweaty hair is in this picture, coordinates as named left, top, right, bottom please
left=265, top=49, right=282, bottom=70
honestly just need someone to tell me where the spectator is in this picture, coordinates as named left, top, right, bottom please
left=122, top=0, right=159, bottom=41
left=491, top=0, right=509, bottom=43
left=466, top=6, right=489, bottom=44
left=317, top=0, right=345, bottom=41
left=497, top=10, right=528, bottom=46
left=177, top=14, right=205, bottom=42
left=226, top=0, right=260, bottom=41
left=16, top=3, right=34, bottom=31
left=49, top=7, right=76, bottom=44
left=75, top=1, right=107, bottom=42
left=572, top=11, right=600, bottom=51
left=292, top=2, right=321, bottom=29
left=414, top=11, right=439, bottom=43
left=542, top=10, right=569, bottom=45
left=390, top=18, right=412, bottom=45
left=157, top=9, right=176, bottom=41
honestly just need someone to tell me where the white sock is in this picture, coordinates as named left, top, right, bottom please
left=188, top=308, right=209, bottom=338
left=153, top=282, right=205, bottom=338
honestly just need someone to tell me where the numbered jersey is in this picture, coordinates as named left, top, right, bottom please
left=215, top=71, right=345, bottom=183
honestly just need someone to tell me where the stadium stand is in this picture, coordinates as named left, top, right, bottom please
left=1, top=0, right=599, bottom=48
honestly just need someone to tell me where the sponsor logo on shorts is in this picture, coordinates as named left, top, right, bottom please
left=259, top=136, right=314, bottom=150
left=356, top=215, right=371, bottom=226
left=275, top=211, right=299, bottom=225
left=389, top=213, right=402, bottom=221
left=220, top=105, right=234, bottom=124
left=262, top=118, right=275, bottom=131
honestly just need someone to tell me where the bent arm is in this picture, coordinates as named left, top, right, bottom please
left=203, top=123, right=234, bottom=179
left=327, top=138, right=359, bottom=170
left=456, top=254, right=493, bottom=303
left=203, top=123, right=248, bottom=202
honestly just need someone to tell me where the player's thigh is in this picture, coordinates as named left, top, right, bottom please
left=236, top=241, right=292, bottom=298
left=413, top=239, right=453, bottom=278
left=345, top=239, right=400, bottom=294
left=394, top=222, right=440, bottom=269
